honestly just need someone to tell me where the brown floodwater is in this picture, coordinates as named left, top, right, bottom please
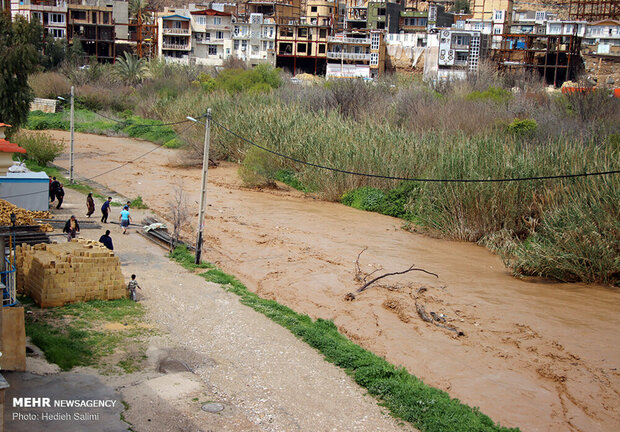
left=49, top=131, right=620, bottom=432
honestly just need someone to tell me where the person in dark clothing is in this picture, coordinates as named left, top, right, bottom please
left=101, top=197, right=112, bottom=223
left=55, top=184, right=65, bottom=209
left=86, top=193, right=95, bottom=217
left=50, top=177, right=60, bottom=202
left=63, top=215, right=80, bottom=241
left=98, top=230, right=114, bottom=250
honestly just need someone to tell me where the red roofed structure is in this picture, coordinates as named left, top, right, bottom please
left=0, top=139, right=26, bottom=154
left=190, top=9, right=231, bottom=16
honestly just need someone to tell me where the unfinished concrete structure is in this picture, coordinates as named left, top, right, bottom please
left=564, top=0, right=619, bottom=22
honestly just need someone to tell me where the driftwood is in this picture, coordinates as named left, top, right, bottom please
left=345, top=248, right=438, bottom=300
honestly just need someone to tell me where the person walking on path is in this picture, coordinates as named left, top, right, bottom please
left=127, top=274, right=141, bottom=302
left=55, top=184, right=65, bottom=209
left=98, top=229, right=114, bottom=250
left=86, top=193, right=95, bottom=217
left=119, top=205, right=131, bottom=235
left=50, top=176, right=60, bottom=203
left=101, top=197, right=112, bottom=223
left=63, top=215, right=80, bottom=241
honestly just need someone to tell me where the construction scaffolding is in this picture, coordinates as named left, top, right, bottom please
left=564, top=0, right=620, bottom=22
left=493, top=33, right=583, bottom=87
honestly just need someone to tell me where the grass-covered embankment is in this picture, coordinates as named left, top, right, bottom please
left=26, top=109, right=184, bottom=148
left=169, top=245, right=519, bottom=432
left=21, top=296, right=152, bottom=373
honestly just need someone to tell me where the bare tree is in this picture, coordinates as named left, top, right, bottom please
left=168, top=181, right=190, bottom=249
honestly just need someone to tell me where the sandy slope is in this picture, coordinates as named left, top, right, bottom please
left=48, top=130, right=620, bottom=432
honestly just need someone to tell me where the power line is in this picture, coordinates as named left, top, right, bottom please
left=0, top=121, right=198, bottom=200
left=91, top=110, right=202, bottom=127
left=213, top=120, right=619, bottom=183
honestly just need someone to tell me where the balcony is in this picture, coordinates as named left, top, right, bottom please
left=326, top=51, right=370, bottom=60
left=163, top=27, right=190, bottom=35
left=162, top=42, right=191, bottom=50
left=328, top=36, right=370, bottom=44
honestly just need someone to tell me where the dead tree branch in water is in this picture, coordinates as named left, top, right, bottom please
left=346, top=249, right=438, bottom=300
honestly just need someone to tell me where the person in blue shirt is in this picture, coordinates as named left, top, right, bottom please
left=119, top=205, right=132, bottom=235
left=101, top=197, right=112, bottom=223
left=98, top=230, right=114, bottom=250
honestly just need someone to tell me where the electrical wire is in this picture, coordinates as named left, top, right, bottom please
left=91, top=110, right=204, bottom=127
left=0, top=121, right=198, bottom=200
left=213, top=120, right=619, bottom=183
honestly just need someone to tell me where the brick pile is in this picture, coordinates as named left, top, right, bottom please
left=15, top=238, right=126, bottom=307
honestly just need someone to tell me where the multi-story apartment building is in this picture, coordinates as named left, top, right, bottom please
left=344, top=0, right=367, bottom=30
left=157, top=11, right=192, bottom=63
left=232, top=13, right=277, bottom=67
left=366, top=0, right=402, bottom=32
left=424, top=29, right=489, bottom=82
left=468, top=0, right=513, bottom=48
left=237, top=0, right=302, bottom=25
left=191, top=8, right=233, bottom=66
left=276, top=21, right=330, bottom=73
left=326, top=29, right=385, bottom=78
left=11, top=0, right=68, bottom=40
left=67, top=1, right=117, bottom=62
left=304, top=0, right=337, bottom=27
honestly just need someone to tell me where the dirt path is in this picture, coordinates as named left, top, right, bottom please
left=48, top=130, right=620, bottom=432
left=46, top=187, right=412, bottom=432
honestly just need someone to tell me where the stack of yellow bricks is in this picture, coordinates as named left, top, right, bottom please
left=15, top=238, right=127, bottom=308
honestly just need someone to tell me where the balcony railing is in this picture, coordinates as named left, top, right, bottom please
left=326, top=51, right=370, bottom=60
left=328, top=36, right=370, bottom=44
left=163, top=27, right=190, bottom=35
left=162, top=42, right=190, bottom=50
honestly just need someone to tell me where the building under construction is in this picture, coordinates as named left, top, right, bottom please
left=493, top=33, right=583, bottom=86
left=564, top=0, right=619, bottom=22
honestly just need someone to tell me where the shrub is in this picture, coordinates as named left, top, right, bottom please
left=507, top=118, right=537, bottom=136
left=29, top=72, right=71, bottom=98
left=13, top=131, right=64, bottom=166
left=215, top=64, right=282, bottom=93
left=466, top=87, right=512, bottom=103
left=238, top=147, right=280, bottom=187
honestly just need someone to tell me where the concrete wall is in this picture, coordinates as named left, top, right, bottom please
left=30, top=98, right=57, bottom=114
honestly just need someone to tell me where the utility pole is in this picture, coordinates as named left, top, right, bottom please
left=188, top=109, right=211, bottom=264
left=69, top=85, right=75, bottom=184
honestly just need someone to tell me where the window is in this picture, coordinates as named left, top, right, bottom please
left=298, top=28, right=308, bottom=38
left=494, top=27, right=502, bottom=34
left=241, top=40, right=247, bottom=50
left=311, top=6, right=317, bottom=12
left=318, top=44, right=326, bottom=54
left=269, top=41, right=274, bottom=50
left=297, top=42, right=307, bottom=53
left=262, top=41, right=267, bottom=51
left=205, top=32, right=211, bottom=41
left=226, top=48, right=230, bottom=54
left=102, top=12, right=110, bottom=24
left=370, top=52, right=378, bottom=66
left=456, top=52, right=467, bottom=62
left=196, top=16, right=206, bottom=26
left=474, top=22, right=482, bottom=30
left=208, top=45, right=217, bottom=55
left=453, top=35, right=470, bottom=46
left=378, top=8, right=386, bottom=16
left=494, top=11, right=503, bottom=21
left=234, top=40, right=239, bottom=49
left=31, top=12, right=43, bottom=23
left=214, top=17, right=222, bottom=25
left=535, top=11, right=546, bottom=21
left=371, top=32, right=380, bottom=50
left=319, top=29, right=327, bottom=38
left=216, top=31, right=224, bottom=39
left=71, top=11, right=86, bottom=20
left=51, top=28, right=65, bottom=38
left=50, top=13, right=64, bottom=24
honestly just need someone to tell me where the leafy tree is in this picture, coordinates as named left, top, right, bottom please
left=0, top=12, right=43, bottom=134
left=41, top=37, right=69, bottom=70
left=114, top=52, right=149, bottom=85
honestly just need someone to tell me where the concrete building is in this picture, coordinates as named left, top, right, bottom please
left=67, top=1, right=119, bottom=62
left=157, top=11, right=192, bottom=63
left=583, top=19, right=620, bottom=55
left=191, top=8, right=233, bottom=66
left=276, top=21, right=330, bottom=74
left=232, top=13, right=277, bottom=66
left=11, top=0, right=68, bottom=40
left=304, top=0, right=337, bottom=26
left=366, top=0, right=403, bottom=32
left=424, top=29, right=489, bottom=82
left=326, top=29, right=385, bottom=78
left=469, top=0, right=513, bottom=48
left=237, top=0, right=302, bottom=25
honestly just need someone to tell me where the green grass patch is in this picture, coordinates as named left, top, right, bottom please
left=129, top=196, right=148, bottom=209
left=22, top=296, right=152, bottom=373
left=168, top=244, right=213, bottom=271
left=26, top=110, right=185, bottom=148
left=341, top=183, right=417, bottom=221
left=274, top=169, right=313, bottom=192
left=169, top=246, right=519, bottom=432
